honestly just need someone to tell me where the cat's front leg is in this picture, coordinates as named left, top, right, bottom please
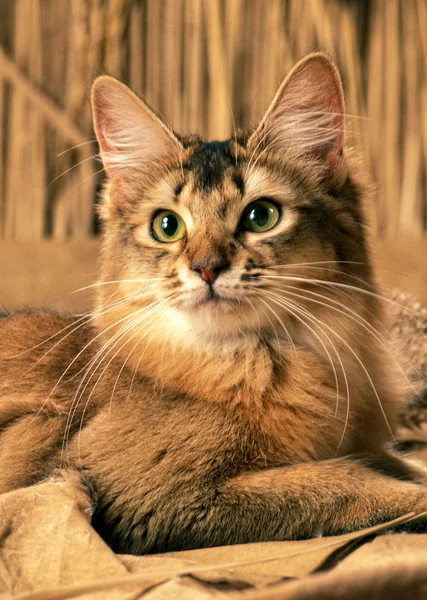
left=150, top=455, right=427, bottom=552
left=217, top=456, right=427, bottom=541
left=47, top=468, right=94, bottom=522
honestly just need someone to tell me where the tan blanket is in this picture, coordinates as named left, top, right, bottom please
left=2, top=478, right=427, bottom=600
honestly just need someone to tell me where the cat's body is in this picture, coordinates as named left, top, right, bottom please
left=0, top=308, right=422, bottom=555
left=1, top=54, right=427, bottom=554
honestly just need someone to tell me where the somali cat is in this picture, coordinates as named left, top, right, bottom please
left=0, top=53, right=426, bottom=554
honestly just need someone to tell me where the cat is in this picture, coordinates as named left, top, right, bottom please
left=1, top=52, right=426, bottom=555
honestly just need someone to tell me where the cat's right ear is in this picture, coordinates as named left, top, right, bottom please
left=91, top=76, right=182, bottom=177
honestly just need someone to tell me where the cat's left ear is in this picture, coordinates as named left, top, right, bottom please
left=248, top=53, right=345, bottom=168
left=91, top=76, right=182, bottom=177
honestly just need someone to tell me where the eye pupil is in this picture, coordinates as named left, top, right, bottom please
left=242, top=199, right=280, bottom=233
left=152, top=210, right=185, bottom=243
left=162, top=213, right=178, bottom=237
left=250, top=205, right=270, bottom=228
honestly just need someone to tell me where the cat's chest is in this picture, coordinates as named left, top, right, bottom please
left=71, top=353, right=347, bottom=486
left=141, top=341, right=352, bottom=462
left=70, top=385, right=250, bottom=500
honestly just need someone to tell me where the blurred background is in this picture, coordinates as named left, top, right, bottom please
left=0, top=0, right=425, bottom=311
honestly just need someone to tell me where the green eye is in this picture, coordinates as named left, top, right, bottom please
left=151, top=210, right=186, bottom=243
left=242, top=199, right=280, bottom=233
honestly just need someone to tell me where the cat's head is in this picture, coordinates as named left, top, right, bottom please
left=92, top=53, right=373, bottom=343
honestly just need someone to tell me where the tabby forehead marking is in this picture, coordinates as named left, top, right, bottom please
left=174, top=182, right=185, bottom=200
left=183, top=140, right=242, bottom=193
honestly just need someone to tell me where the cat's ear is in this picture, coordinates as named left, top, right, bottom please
left=248, top=53, right=345, bottom=166
left=91, top=76, right=182, bottom=176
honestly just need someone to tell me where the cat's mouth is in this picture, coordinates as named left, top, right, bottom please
left=199, top=288, right=236, bottom=306
left=200, top=296, right=236, bottom=306
left=193, top=284, right=239, bottom=310
left=173, top=281, right=241, bottom=314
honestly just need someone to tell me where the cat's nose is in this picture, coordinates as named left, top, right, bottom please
left=191, top=260, right=230, bottom=284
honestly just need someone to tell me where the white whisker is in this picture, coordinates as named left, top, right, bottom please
left=74, top=298, right=174, bottom=460
left=258, top=289, right=346, bottom=433
left=255, top=295, right=296, bottom=353
left=263, top=288, right=395, bottom=444
left=24, top=290, right=158, bottom=381
left=45, top=155, right=97, bottom=191
left=272, top=284, right=423, bottom=398
left=62, top=299, right=167, bottom=457
left=57, top=140, right=97, bottom=157
left=259, top=275, right=426, bottom=324
left=71, top=278, right=168, bottom=294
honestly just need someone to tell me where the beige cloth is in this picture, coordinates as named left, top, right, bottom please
left=1, top=479, right=427, bottom=600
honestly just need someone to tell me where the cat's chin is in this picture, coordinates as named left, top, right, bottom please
left=174, top=289, right=241, bottom=313
left=197, top=296, right=238, bottom=311
left=162, top=300, right=248, bottom=338
left=166, top=292, right=284, bottom=339
left=186, top=298, right=242, bottom=327
left=177, top=301, right=273, bottom=340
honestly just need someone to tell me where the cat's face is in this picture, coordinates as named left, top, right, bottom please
left=92, top=54, right=371, bottom=342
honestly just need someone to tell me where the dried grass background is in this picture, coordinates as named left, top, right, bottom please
left=0, top=0, right=425, bottom=241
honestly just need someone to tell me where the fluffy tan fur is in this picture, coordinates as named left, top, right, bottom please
left=1, top=53, right=427, bottom=554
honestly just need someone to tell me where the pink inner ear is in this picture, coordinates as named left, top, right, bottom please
left=91, top=79, right=137, bottom=166
left=279, top=57, right=344, bottom=157
left=91, top=77, right=182, bottom=176
left=251, top=54, right=345, bottom=162
left=92, top=96, right=116, bottom=156
left=308, top=60, right=345, bottom=155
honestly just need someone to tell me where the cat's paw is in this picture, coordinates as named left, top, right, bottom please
left=45, top=468, right=94, bottom=521
left=392, top=515, right=427, bottom=534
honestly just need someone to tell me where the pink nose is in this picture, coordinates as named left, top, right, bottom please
left=199, top=267, right=218, bottom=284
left=191, top=260, right=230, bottom=283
